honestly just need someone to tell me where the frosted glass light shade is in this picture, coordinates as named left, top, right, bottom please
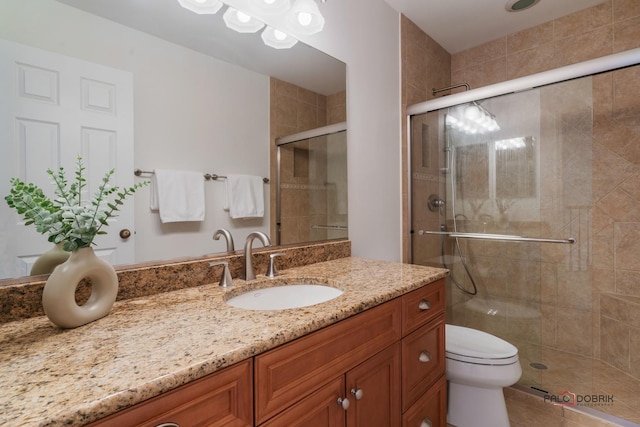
left=261, top=26, right=298, bottom=49
left=286, top=0, right=324, bottom=35
left=247, top=0, right=292, bottom=15
left=223, top=7, right=266, bottom=33
left=177, top=0, right=223, bottom=14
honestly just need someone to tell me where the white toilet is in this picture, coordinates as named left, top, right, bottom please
left=445, top=324, right=522, bottom=427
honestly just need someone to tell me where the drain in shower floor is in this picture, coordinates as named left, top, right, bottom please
left=529, top=362, right=549, bottom=370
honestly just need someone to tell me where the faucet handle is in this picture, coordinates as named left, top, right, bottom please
left=266, top=252, right=285, bottom=278
left=209, top=261, right=233, bottom=287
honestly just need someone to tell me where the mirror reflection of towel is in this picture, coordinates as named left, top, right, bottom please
left=150, top=169, right=205, bottom=223
left=225, top=174, right=264, bottom=219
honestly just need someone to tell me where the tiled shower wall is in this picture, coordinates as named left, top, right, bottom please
left=401, top=16, right=452, bottom=261
left=268, top=78, right=346, bottom=243
left=402, top=0, right=640, bottom=378
left=450, top=0, right=640, bottom=374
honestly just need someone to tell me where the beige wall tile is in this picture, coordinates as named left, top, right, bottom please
left=466, top=56, right=507, bottom=89
left=506, top=43, right=556, bottom=80
left=614, top=0, right=640, bottom=21
left=554, top=25, right=613, bottom=67
left=593, top=143, right=638, bottom=201
left=507, top=22, right=554, bottom=53
left=557, top=269, right=592, bottom=311
left=616, top=269, right=640, bottom=296
left=556, top=308, right=593, bottom=356
left=297, top=86, right=318, bottom=105
left=614, top=223, right=640, bottom=270
left=600, top=188, right=640, bottom=222
left=465, top=37, right=507, bottom=66
left=601, top=315, right=630, bottom=371
left=629, top=328, right=640, bottom=378
left=450, top=51, right=465, bottom=72
left=593, top=225, right=615, bottom=270
left=553, top=1, right=612, bottom=39
left=614, top=15, right=640, bottom=52
left=612, top=66, right=640, bottom=120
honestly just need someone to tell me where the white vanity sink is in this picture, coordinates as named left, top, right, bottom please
left=226, top=284, right=343, bottom=310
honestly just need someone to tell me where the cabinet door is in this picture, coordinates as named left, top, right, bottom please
left=89, top=360, right=252, bottom=427
left=255, top=300, right=401, bottom=423
left=261, top=377, right=346, bottom=427
left=346, top=343, right=401, bottom=427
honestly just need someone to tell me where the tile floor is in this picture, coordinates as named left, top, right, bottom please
left=516, top=346, right=640, bottom=424
left=447, top=346, right=640, bottom=426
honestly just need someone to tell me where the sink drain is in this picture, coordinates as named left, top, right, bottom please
left=529, top=362, right=548, bottom=370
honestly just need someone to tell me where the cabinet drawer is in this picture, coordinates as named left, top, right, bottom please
left=402, top=279, right=445, bottom=335
left=401, top=314, right=445, bottom=412
left=402, top=375, right=446, bottom=427
left=255, top=299, right=402, bottom=424
left=89, top=360, right=253, bottom=427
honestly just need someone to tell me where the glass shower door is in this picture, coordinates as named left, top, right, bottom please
left=276, top=130, right=347, bottom=245
left=411, top=75, right=595, bottom=396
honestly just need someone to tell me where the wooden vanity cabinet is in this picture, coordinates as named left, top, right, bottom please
left=256, top=278, right=446, bottom=427
left=87, top=278, right=446, bottom=427
left=261, top=344, right=401, bottom=427
left=254, top=300, right=402, bottom=426
left=88, top=359, right=252, bottom=427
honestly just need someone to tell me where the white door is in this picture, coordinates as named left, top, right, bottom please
left=0, top=39, right=135, bottom=279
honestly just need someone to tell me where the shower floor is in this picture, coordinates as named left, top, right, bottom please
left=517, top=346, right=640, bottom=424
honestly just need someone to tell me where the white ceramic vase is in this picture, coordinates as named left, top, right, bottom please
left=42, top=247, right=118, bottom=328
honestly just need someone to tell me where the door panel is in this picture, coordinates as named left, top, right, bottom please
left=0, top=39, right=134, bottom=278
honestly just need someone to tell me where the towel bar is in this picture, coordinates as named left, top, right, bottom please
left=134, top=169, right=269, bottom=183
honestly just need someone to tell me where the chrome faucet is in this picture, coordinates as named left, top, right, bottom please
left=243, top=231, right=271, bottom=280
left=213, top=228, right=235, bottom=252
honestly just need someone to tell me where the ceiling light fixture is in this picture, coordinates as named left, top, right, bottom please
left=177, top=0, right=325, bottom=49
left=223, top=7, right=265, bottom=33
left=262, top=25, right=299, bottom=48
left=247, top=0, right=291, bottom=16
left=505, top=0, right=540, bottom=12
left=285, top=0, right=325, bottom=35
left=177, top=0, right=224, bottom=14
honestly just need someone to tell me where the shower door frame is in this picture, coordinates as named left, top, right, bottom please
left=406, top=48, right=640, bottom=264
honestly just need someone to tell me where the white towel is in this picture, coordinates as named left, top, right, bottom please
left=150, top=169, right=205, bottom=223
left=225, top=174, right=264, bottom=219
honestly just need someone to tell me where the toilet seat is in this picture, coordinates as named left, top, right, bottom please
left=446, top=324, right=519, bottom=366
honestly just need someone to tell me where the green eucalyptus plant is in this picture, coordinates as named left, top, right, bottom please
left=5, top=157, right=147, bottom=252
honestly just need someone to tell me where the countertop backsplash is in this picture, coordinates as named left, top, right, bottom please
left=0, top=239, right=351, bottom=324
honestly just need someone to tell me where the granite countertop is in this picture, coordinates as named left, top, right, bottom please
left=0, top=257, right=448, bottom=427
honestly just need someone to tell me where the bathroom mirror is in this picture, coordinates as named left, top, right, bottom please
left=0, top=0, right=346, bottom=281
